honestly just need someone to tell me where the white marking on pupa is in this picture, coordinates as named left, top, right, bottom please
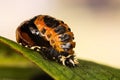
left=61, top=42, right=71, bottom=49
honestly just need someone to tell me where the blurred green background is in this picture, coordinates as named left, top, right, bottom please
left=0, top=42, right=53, bottom=80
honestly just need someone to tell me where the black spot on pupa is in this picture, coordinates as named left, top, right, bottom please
left=41, top=28, right=46, bottom=34
left=46, top=34, right=51, bottom=39
left=44, top=16, right=59, bottom=28
left=68, top=28, right=71, bottom=31
left=54, top=25, right=66, bottom=34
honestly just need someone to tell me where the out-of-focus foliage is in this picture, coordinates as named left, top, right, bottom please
left=0, top=39, right=53, bottom=80
left=0, top=42, right=31, bottom=67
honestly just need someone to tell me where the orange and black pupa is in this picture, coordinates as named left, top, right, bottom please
left=16, top=15, right=78, bottom=67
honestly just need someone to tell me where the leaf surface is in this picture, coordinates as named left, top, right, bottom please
left=0, top=36, right=120, bottom=80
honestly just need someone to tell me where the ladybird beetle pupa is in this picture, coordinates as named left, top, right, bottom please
left=16, top=15, right=79, bottom=67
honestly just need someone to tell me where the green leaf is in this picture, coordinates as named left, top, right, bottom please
left=0, top=66, right=52, bottom=80
left=0, top=36, right=120, bottom=80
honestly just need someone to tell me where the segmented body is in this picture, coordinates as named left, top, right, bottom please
left=16, top=15, right=78, bottom=66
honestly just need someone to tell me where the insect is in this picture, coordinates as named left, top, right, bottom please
left=16, top=15, right=78, bottom=67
